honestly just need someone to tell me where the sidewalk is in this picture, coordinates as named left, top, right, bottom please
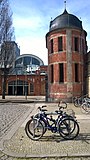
left=0, top=95, right=45, bottom=103
left=0, top=97, right=90, bottom=159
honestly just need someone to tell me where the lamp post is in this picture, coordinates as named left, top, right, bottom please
left=45, top=73, right=48, bottom=102
left=0, top=60, right=6, bottom=99
left=0, top=60, right=10, bottom=99
left=24, top=66, right=27, bottom=100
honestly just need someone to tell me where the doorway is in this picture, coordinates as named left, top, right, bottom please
left=8, top=80, right=28, bottom=95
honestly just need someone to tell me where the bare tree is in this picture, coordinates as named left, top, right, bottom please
left=0, top=0, right=15, bottom=42
left=0, top=0, right=15, bottom=99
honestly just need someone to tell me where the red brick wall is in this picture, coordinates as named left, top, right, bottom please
left=46, top=28, right=87, bottom=101
left=0, top=74, right=46, bottom=96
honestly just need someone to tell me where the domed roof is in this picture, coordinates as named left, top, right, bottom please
left=15, top=54, right=44, bottom=66
left=49, top=9, right=83, bottom=31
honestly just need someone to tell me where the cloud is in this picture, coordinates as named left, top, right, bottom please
left=13, top=16, right=43, bottom=30
left=16, top=36, right=48, bottom=65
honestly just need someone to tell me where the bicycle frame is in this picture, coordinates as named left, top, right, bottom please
left=35, top=112, right=61, bottom=133
left=34, top=111, right=73, bottom=133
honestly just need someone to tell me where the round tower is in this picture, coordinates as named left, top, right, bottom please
left=46, top=9, right=87, bottom=102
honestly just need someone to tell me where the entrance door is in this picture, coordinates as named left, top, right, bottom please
left=17, top=86, right=23, bottom=95
left=8, top=86, right=13, bottom=95
left=8, top=80, right=28, bottom=95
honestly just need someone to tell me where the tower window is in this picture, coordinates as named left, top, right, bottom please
left=74, top=37, right=79, bottom=51
left=50, top=65, right=54, bottom=83
left=50, top=39, right=53, bottom=53
left=59, top=63, right=64, bottom=82
left=58, top=37, right=63, bottom=51
left=75, top=63, right=79, bottom=82
left=82, top=39, right=85, bottom=54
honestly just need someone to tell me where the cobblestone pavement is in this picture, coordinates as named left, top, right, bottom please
left=0, top=103, right=34, bottom=140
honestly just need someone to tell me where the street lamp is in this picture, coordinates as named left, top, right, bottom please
left=25, top=72, right=27, bottom=100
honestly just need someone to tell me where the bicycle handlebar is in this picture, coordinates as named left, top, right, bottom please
left=42, top=105, right=47, bottom=108
left=38, top=106, right=47, bottom=112
left=37, top=102, right=67, bottom=115
left=58, top=101, right=67, bottom=110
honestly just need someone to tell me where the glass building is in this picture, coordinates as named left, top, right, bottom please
left=11, top=54, right=44, bottom=75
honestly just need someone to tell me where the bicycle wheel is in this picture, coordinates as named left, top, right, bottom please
left=74, top=99, right=81, bottom=107
left=59, top=118, right=79, bottom=140
left=81, top=102, right=90, bottom=114
left=25, top=118, right=44, bottom=140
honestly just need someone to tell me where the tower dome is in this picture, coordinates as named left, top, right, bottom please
left=49, top=9, right=83, bottom=31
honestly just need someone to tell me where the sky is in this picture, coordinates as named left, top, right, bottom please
left=9, top=0, right=90, bottom=65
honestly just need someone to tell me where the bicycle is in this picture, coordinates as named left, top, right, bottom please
left=25, top=105, right=47, bottom=140
left=81, top=97, right=90, bottom=114
left=25, top=101, right=71, bottom=138
left=73, top=94, right=89, bottom=107
left=25, top=101, right=79, bottom=140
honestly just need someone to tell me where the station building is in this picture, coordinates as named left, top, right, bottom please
left=0, top=54, right=47, bottom=96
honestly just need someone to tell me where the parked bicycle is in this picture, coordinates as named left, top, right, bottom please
left=73, top=94, right=89, bottom=107
left=81, top=97, right=90, bottom=114
left=25, top=101, right=80, bottom=141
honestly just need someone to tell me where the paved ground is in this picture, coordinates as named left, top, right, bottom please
left=0, top=103, right=34, bottom=140
left=0, top=96, right=90, bottom=160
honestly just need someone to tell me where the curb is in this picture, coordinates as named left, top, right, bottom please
left=0, top=100, right=35, bottom=103
left=1, top=149, right=90, bottom=159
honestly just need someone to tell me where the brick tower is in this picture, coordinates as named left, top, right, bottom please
left=46, top=9, right=87, bottom=102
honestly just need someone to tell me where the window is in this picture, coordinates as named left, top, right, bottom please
left=51, top=65, right=54, bottom=83
left=58, top=37, right=63, bottom=51
left=59, top=63, right=64, bottom=82
left=82, top=39, right=85, bottom=54
left=50, top=39, right=53, bottom=53
left=30, top=83, right=34, bottom=93
left=24, top=57, right=31, bottom=65
left=74, top=37, right=79, bottom=51
left=75, top=63, right=79, bottom=82
left=32, top=58, right=40, bottom=65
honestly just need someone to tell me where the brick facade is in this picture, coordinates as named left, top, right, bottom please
left=46, top=17, right=87, bottom=102
left=0, top=66, right=47, bottom=96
